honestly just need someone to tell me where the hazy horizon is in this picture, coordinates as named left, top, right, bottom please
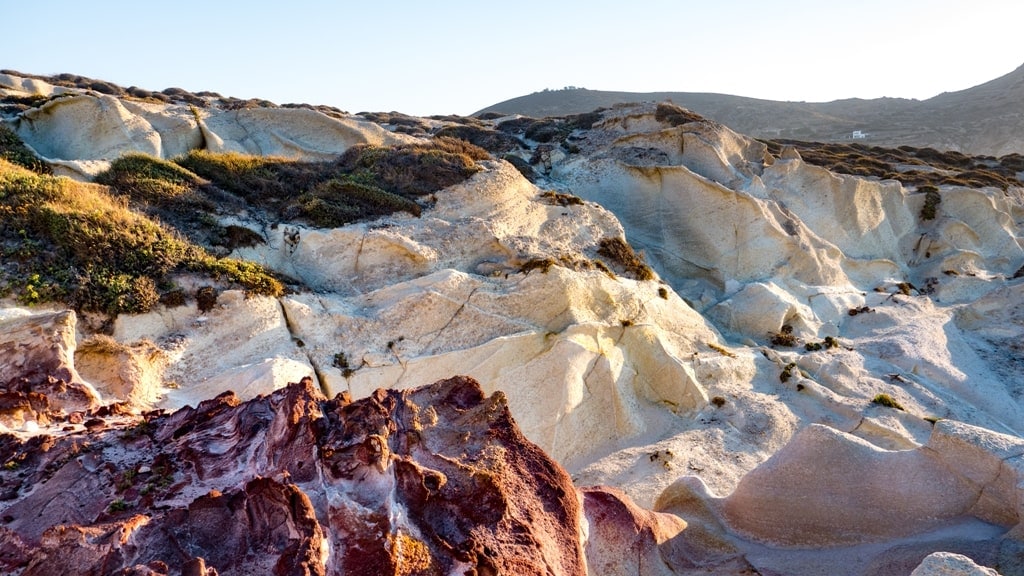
left=2, top=0, right=1021, bottom=116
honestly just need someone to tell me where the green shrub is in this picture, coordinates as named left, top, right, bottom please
left=289, top=178, right=422, bottom=228
left=0, top=159, right=283, bottom=315
left=871, top=393, right=905, bottom=411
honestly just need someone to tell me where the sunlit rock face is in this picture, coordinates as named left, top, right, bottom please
left=2, top=71, right=1024, bottom=574
left=0, top=376, right=594, bottom=575
left=0, top=310, right=100, bottom=429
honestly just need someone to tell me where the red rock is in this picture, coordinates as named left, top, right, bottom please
left=0, top=376, right=587, bottom=575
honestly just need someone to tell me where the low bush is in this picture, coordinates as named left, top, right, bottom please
left=288, top=178, right=421, bottom=228
left=597, top=237, right=655, bottom=280
left=655, top=102, right=705, bottom=126
left=871, top=393, right=905, bottom=411
left=432, top=124, right=521, bottom=154
left=0, top=159, right=282, bottom=316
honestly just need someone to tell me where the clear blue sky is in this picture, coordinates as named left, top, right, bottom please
left=2, top=0, right=1021, bottom=116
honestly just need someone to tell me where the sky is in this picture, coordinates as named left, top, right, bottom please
left=2, top=0, right=1022, bottom=117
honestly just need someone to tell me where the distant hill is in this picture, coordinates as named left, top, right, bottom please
left=476, top=63, right=1024, bottom=156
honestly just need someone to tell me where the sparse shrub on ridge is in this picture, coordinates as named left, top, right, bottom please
left=597, top=237, right=655, bottom=281
left=655, top=102, right=705, bottom=126
left=433, top=124, right=521, bottom=155
left=762, top=139, right=1023, bottom=191
left=871, top=393, right=905, bottom=411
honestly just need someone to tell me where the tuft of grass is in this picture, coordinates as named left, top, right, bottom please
left=597, top=237, right=655, bottom=281
left=871, top=393, right=905, bottom=411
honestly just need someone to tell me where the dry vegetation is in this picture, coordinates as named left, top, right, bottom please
left=0, top=158, right=282, bottom=316
left=597, top=237, right=655, bottom=281
left=762, top=139, right=1024, bottom=192
left=0, top=125, right=489, bottom=317
left=654, top=102, right=706, bottom=126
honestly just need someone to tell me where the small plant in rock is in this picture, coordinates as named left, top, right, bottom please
left=770, top=325, right=797, bottom=347
left=919, top=185, right=941, bottom=220
left=195, top=286, right=218, bottom=313
left=707, top=342, right=737, bottom=358
left=539, top=190, right=584, bottom=207
left=848, top=306, right=873, bottom=316
left=871, top=393, right=905, bottom=411
left=780, top=362, right=797, bottom=383
left=107, top=498, right=130, bottom=513
left=711, top=396, right=727, bottom=408
left=657, top=287, right=668, bottom=299
left=597, top=237, right=655, bottom=281
left=519, top=258, right=556, bottom=275
left=333, top=351, right=357, bottom=378
left=805, top=336, right=839, bottom=351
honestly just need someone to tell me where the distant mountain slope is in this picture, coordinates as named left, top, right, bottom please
left=476, top=63, right=1024, bottom=156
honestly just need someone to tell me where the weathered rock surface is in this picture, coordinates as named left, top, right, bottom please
left=4, top=71, right=1024, bottom=574
left=0, top=376, right=597, bottom=575
left=912, top=552, right=1001, bottom=576
left=0, top=311, right=100, bottom=429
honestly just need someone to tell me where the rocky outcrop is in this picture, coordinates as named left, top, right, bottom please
left=0, top=311, right=100, bottom=429
left=0, top=376, right=594, bottom=575
left=5, top=71, right=1024, bottom=575
left=912, top=553, right=1000, bottom=576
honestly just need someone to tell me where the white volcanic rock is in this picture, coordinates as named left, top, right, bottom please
left=713, top=422, right=1022, bottom=547
left=197, top=107, right=414, bottom=159
left=16, top=94, right=166, bottom=162
left=75, top=335, right=168, bottom=410
left=6, top=80, right=1024, bottom=574
left=911, top=552, right=1001, bottom=576
left=0, top=72, right=73, bottom=97
left=0, top=72, right=416, bottom=180
left=110, top=290, right=311, bottom=409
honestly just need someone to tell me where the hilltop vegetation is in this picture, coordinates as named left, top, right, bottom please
left=0, top=155, right=282, bottom=317
left=763, top=139, right=1024, bottom=191
left=0, top=125, right=488, bottom=317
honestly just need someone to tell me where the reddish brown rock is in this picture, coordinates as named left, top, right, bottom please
left=0, top=375, right=588, bottom=575
left=0, top=311, right=100, bottom=426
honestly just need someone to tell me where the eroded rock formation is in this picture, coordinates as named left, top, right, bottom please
left=0, top=376, right=595, bottom=575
